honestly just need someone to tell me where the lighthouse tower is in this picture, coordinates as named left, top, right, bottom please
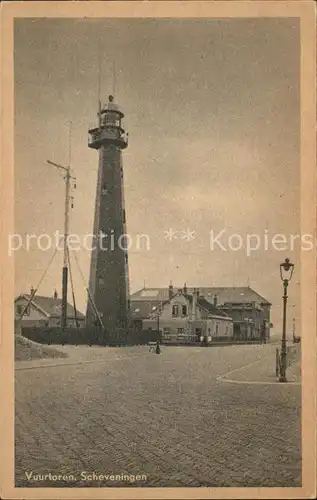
left=86, top=95, right=130, bottom=340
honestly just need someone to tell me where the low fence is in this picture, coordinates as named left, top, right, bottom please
left=276, top=343, right=301, bottom=377
left=161, top=339, right=266, bottom=347
left=21, top=325, right=157, bottom=347
left=21, top=325, right=269, bottom=348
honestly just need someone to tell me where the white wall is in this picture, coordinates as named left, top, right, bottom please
left=143, top=292, right=233, bottom=342
left=15, top=297, right=47, bottom=321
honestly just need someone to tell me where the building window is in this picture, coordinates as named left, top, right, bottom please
left=182, top=305, right=187, bottom=316
left=215, top=324, right=219, bottom=336
left=163, top=327, right=171, bottom=340
left=177, top=328, right=185, bottom=340
left=172, top=305, right=179, bottom=317
left=16, top=305, right=23, bottom=315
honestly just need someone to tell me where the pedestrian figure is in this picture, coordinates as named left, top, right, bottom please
left=149, top=342, right=155, bottom=352
left=155, top=340, right=161, bottom=354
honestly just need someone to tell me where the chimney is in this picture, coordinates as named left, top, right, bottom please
left=168, top=281, right=174, bottom=300
left=53, top=289, right=58, bottom=300
left=214, top=294, right=218, bottom=308
left=30, top=286, right=35, bottom=297
left=183, top=282, right=188, bottom=295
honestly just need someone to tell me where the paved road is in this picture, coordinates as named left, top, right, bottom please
left=15, top=344, right=301, bottom=487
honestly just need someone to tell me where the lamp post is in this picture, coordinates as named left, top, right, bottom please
left=292, top=316, right=296, bottom=344
left=243, top=318, right=248, bottom=341
left=152, top=303, right=162, bottom=342
left=249, top=318, right=254, bottom=340
left=243, top=318, right=252, bottom=340
left=157, top=308, right=160, bottom=341
left=279, top=257, right=295, bottom=382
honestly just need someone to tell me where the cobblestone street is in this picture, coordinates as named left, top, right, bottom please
left=15, top=344, right=301, bottom=487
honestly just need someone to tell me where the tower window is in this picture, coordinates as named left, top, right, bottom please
left=123, top=209, right=126, bottom=223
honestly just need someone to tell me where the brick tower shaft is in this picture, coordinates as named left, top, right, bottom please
left=86, top=95, right=130, bottom=340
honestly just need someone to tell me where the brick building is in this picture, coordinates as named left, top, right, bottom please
left=131, top=284, right=271, bottom=342
left=143, top=287, right=233, bottom=344
left=15, top=289, right=85, bottom=329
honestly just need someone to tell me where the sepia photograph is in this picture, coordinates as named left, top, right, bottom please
left=1, top=1, right=316, bottom=499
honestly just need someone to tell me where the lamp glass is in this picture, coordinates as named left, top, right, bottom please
left=280, top=258, right=294, bottom=282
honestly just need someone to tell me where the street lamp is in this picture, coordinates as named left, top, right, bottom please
left=243, top=318, right=249, bottom=340
left=152, top=304, right=161, bottom=342
left=279, top=257, right=295, bottom=382
left=243, top=318, right=253, bottom=340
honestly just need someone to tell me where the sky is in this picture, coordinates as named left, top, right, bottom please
left=14, top=18, right=301, bottom=336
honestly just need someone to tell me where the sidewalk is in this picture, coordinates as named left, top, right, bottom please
left=218, top=348, right=301, bottom=385
left=286, top=360, right=301, bottom=382
left=15, top=345, right=147, bottom=370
